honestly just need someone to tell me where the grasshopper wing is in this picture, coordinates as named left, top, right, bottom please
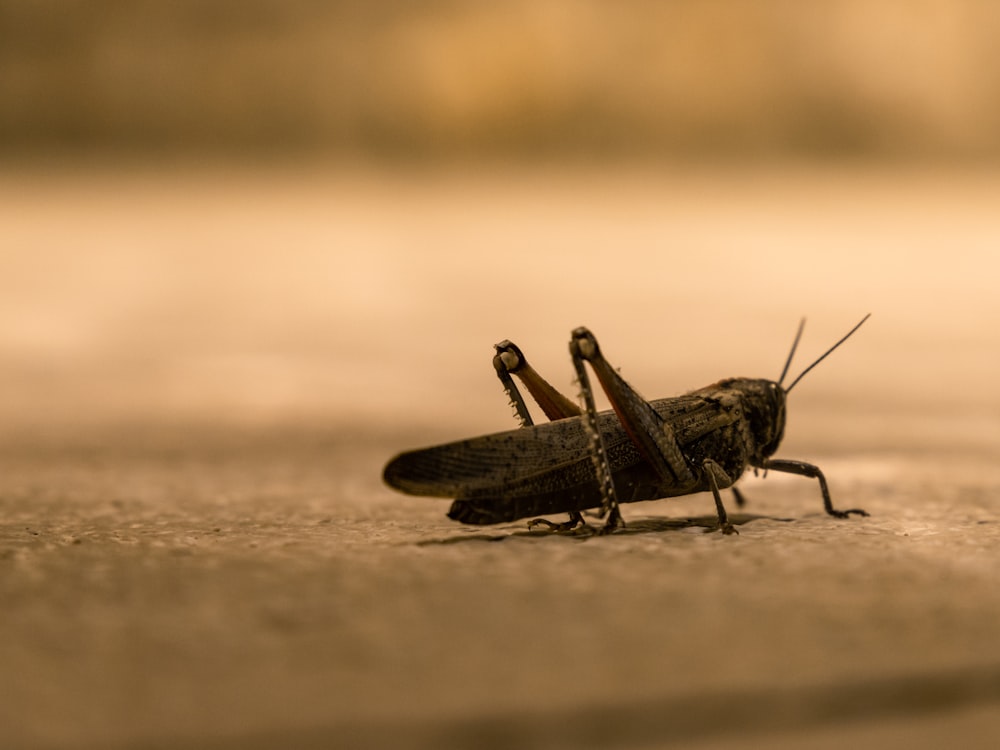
left=383, top=414, right=613, bottom=498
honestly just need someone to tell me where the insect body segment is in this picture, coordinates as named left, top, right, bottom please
left=383, top=317, right=871, bottom=533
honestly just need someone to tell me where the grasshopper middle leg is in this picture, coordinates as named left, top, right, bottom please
left=703, top=459, right=738, bottom=535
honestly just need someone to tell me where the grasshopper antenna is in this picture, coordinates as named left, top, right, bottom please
left=785, top=314, right=871, bottom=393
left=777, top=318, right=806, bottom=388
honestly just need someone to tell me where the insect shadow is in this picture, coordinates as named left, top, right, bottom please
left=416, top=512, right=793, bottom=545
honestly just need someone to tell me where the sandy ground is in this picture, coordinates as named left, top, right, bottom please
left=1, top=164, right=999, bottom=748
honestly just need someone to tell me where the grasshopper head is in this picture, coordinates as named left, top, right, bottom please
left=753, top=313, right=870, bottom=462
left=735, top=379, right=787, bottom=463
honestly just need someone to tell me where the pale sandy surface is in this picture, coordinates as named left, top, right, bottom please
left=1, top=165, right=999, bottom=749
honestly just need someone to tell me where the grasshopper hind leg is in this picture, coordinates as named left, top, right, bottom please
left=527, top=515, right=584, bottom=532
left=493, top=342, right=535, bottom=428
left=493, top=340, right=582, bottom=425
left=493, top=340, right=586, bottom=532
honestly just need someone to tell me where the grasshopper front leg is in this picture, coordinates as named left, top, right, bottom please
left=761, top=459, right=869, bottom=518
left=493, top=340, right=585, bottom=531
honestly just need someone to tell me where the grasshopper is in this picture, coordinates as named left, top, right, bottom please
left=383, top=316, right=870, bottom=534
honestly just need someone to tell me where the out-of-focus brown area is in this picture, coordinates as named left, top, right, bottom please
left=3, top=0, right=1000, bottom=160
left=2, top=166, right=998, bottom=444
left=2, top=3, right=1000, bottom=750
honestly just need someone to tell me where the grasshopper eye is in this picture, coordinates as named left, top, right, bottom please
left=767, top=382, right=783, bottom=403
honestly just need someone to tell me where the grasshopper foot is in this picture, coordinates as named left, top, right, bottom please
left=706, top=521, right=739, bottom=535
left=829, top=508, right=869, bottom=519
left=595, top=508, right=624, bottom=535
left=527, top=512, right=584, bottom=533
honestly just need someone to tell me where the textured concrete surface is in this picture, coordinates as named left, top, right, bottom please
left=2, top=427, right=999, bottom=749
left=1, top=166, right=999, bottom=748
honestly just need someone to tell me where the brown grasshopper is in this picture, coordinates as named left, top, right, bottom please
left=383, top=316, right=870, bottom=534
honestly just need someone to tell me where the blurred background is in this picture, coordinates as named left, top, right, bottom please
left=1, top=0, right=998, bottom=441
left=4, top=0, right=1000, bottom=160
